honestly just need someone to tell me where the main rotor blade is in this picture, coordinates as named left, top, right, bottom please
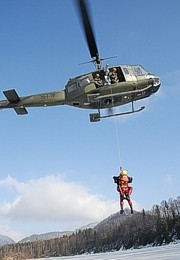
left=77, top=0, right=99, bottom=62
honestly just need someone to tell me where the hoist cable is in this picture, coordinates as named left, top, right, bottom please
left=109, top=83, right=122, bottom=169
left=114, top=117, right=122, bottom=169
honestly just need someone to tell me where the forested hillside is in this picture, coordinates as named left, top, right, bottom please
left=0, top=196, right=180, bottom=259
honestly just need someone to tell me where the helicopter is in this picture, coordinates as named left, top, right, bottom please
left=0, top=0, right=160, bottom=122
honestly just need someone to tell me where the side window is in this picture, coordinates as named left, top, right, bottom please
left=67, top=83, right=77, bottom=93
left=79, top=77, right=91, bottom=87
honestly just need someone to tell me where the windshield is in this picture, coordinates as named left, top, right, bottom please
left=132, top=65, right=149, bottom=76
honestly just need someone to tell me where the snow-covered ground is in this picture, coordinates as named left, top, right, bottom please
left=35, top=243, right=180, bottom=260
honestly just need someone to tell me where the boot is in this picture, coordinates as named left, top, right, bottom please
left=120, top=209, right=124, bottom=214
left=131, top=208, right=134, bottom=214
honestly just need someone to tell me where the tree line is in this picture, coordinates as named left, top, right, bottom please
left=0, top=196, right=180, bottom=259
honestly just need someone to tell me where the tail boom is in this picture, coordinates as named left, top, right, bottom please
left=0, top=89, right=66, bottom=115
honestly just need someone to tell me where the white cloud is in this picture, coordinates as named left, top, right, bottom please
left=0, top=175, right=118, bottom=223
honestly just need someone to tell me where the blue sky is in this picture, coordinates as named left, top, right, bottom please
left=0, top=0, right=180, bottom=241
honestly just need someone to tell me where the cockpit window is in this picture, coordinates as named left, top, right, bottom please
left=132, top=66, right=149, bottom=76
left=79, top=77, right=91, bottom=87
left=123, top=68, right=129, bottom=74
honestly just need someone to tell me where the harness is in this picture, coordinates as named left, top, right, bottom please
left=119, top=175, right=129, bottom=188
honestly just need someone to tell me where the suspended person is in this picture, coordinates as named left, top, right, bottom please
left=113, top=169, right=133, bottom=214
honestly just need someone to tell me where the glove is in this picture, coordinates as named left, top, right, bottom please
left=128, top=177, right=133, bottom=183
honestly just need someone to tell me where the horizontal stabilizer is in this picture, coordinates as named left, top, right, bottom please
left=3, top=89, right=21, bottom=102
left=3, top=89, right=28, bottom=115
left=14, top=107, right=28, bottom=115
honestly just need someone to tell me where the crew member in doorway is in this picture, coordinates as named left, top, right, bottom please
left=94, top=73, right=103, bottom=88
left=113, top=169, right=133, bottom=214
left=110, top=67, right=119, bottom=84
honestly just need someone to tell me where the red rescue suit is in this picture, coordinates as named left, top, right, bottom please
left=113, top=173, right=133, bottom=214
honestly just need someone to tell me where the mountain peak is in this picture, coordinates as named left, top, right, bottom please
left=0, top=235, right=15, bottom=246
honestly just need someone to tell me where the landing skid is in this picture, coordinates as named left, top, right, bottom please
left=89, top=103, right=145, bottom=122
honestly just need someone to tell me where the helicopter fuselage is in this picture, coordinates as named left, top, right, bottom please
left=65, top=64, right=160, bottom=109
left=0, top=1, right=161, bottom=121
left=0, top=64, right=160, bottom=117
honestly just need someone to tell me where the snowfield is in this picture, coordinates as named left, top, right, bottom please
left=34, top=243, right=180, bottom=260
